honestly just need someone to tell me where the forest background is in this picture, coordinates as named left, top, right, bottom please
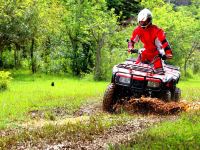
left=0, top=0, right=199, bottom=81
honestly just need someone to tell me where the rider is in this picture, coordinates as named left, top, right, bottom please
left=128, top=8, right=172, bottom=74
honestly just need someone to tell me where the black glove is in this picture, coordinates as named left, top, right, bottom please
left=159, top=54, right=167, bottom=60
left=130, top=49, right=138, bottom=54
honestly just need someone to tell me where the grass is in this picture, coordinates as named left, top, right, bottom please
left=0, top=70, right=200, bottom=129
left=118, top=111, right=200, bottom=150
left=0, top=70, right=199, bottom=149
left=178, top=79, right=200, bottom=101
left=109, top=78, right=200, bottom=150
left=0, top=71, right=108, bottom=129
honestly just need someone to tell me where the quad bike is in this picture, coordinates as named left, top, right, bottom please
left=103, top=49, right=181, bottom=112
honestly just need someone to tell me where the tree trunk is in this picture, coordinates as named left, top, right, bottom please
left=14, top=47, right=17, bottom=68
left=14, top=43, right=21, bottom=69
left=183, top=42, right=198, bottom=77
left=0, top=51, right=3, bottom=68
left=94, top=39, right=104, bottom=80
left=44, top=37, right=51, bottom=74
left=95, top=45, right=101, bottom=80
left=30, top=38, right=36, bottom=73
left=69, top=36, right=80, bottom=76
left=184, top=58, right=187, bottom=77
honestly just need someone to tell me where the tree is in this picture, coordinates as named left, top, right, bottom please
left=82, top=0, right=119, bottom=80
left=62, top=0, right=95, bottom=76
left=0, top=0, right=32, bottom=68
left=106, top=0, right=141, bottom=20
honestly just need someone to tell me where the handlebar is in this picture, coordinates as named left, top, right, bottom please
left=158, top=54, right=167, bottom=60
left=127, top=40, right=167, bottom=60
left=128, top=49, right=167, bottom=60
left=129, top=49, right=138, bottom=54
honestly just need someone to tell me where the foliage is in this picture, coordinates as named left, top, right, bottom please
left=0, top=71, right=12, bottom=91
left=62, top=0, right=95, bottom=76
left=82, top=1, right=119, bottom=80
left=0, top=0, right=199, bottom=79
left=106, top=0, right=141, bottom=20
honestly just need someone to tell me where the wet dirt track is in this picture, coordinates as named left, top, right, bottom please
left=46, top=116, right=177, bottom=150
left=2, top=98, right=200, bottom=150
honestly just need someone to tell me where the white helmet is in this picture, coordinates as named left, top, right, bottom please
left=137, top=8, right=152, bottom=28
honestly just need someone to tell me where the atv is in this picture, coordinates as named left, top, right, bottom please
left=103, top=49, right=181, bottom=112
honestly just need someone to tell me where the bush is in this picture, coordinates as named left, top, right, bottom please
left=0, top=71, right=12, bottom=91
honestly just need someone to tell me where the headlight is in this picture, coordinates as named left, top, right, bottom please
left=119, top=77, right=131, bottom=84
left=112, top=66, right=118, bottom=73
left=147, top=81, right=160, bottom=88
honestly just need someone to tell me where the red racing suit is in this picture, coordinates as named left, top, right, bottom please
left=130, top=24, right=172, bottom=74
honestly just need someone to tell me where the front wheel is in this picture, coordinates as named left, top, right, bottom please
left=172, top=88, right=181, bottom=102
left=103, top=83, right=116, bottom=112
left=161, top=90, right=172, bottom=102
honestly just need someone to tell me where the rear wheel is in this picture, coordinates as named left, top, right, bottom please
left=103, top=83, right=116, bottom=112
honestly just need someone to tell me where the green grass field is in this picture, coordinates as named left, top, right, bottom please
left=0, top=71, right=200, bottom=130
left=0, top=71, right=200, bottom=148
left=178, top=79, right=200, bottom=101
left=0, top=72, right=108, bottom=129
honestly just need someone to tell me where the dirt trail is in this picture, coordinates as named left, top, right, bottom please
left=2, top=98, right=200, bottom=150
left=44, top=98, right=200, bottom=150
left=46, top=116, right=177, bottom=150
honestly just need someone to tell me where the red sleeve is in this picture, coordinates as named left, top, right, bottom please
left=130, top=26, right=140, bottom=43
left=157, top=28, right=172, bottom=57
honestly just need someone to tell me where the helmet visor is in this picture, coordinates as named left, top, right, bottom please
left=139, top=18, right=151, bottom=27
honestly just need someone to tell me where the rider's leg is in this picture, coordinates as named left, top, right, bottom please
left=154, top=58, right=164, bottom=75
left=135, top=54, right=141, bottom=64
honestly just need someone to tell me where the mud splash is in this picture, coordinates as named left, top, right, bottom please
left=113, top=96, right=200, bottom=115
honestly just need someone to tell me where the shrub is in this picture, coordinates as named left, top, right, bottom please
left=0, top=71, right=12, bottom=91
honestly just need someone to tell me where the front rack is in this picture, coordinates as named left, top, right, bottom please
left=117, top=64, right=153, bottom=73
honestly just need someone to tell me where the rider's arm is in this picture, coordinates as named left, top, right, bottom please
left=157, top=29, right=172, bottom=59
left=128, top=27, right=140, bottom=52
